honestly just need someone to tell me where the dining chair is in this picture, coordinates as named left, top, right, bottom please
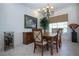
left=52, top=28, right=59, bottom=33
left=32, top=28, right=47, bottom=56
left=58, top=28, right=63, bottom=48
left=49, top=28, right=59, bottom=55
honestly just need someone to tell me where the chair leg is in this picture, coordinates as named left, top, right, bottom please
left=56, top=43, right=58, bottom=53
left=59, top=41, right=61, bottom=48
left=47, top=43, right=49, bottom=51
left=59, top=40, right=62, bottom=48
left=34, top=44, right=36, bottom=53
left=51, top=47, right=53, bottom=55
left=42, top=46, right=43, bottom=56
left=50, top=44, right=53, bottom=55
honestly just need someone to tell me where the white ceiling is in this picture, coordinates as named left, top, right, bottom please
left=22, top=3, right=76, bottom=11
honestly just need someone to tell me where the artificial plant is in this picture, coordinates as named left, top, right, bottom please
left=40, top=17, right=49, bottom=32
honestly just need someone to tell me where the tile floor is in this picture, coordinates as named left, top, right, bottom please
left=0, top=39, right=79, bottom=56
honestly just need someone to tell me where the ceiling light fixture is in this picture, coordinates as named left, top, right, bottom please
left=38, top=3, right=54, bottom=19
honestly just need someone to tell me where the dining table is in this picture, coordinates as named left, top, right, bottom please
left=43, top=32, right=57, bottom=37
left=43, top=32, right=57, bottom=41
left=43, top=32, right=57, bottom=55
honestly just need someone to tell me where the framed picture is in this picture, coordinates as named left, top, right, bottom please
left=24, top=15, right=37, bottom=28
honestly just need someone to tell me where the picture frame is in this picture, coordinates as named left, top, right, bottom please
left=24, top=15, right=37, bottom=28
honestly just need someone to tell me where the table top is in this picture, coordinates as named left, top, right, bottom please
left=43, top=32, right=57, bottom=37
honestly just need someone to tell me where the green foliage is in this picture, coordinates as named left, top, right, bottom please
left=40, top=17, right=49, bottom=30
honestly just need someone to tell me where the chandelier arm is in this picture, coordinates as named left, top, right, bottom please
left=38, top=4, right=54, bottom=19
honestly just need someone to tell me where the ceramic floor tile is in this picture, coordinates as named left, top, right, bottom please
left=0, top=39, right=79, bottom=56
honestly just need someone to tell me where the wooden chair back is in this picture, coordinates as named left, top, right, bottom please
left=52, top=28, right=59, bottom=33
left=32, top=28, right=43, bottom=43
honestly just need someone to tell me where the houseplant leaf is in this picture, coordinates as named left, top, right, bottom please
left=40, top=17, right=49, bottom=32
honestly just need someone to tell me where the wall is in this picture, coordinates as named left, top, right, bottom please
left=77, top=4, right=79, bottom=42
left=0, top=3, right=40, bottom=50
left=51, top=4, right=79, bottom=42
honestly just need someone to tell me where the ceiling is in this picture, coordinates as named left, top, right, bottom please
left=22, top=3, right=75, bottom=11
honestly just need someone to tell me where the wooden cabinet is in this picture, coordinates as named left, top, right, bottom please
left=23, top=32, right=34, bottom=45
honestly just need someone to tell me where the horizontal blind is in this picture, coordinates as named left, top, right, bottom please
left=48, top=14, right=68, bottom=23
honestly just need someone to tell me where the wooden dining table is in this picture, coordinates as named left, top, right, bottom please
left=43, top=32, right=57, bottom=40
left=43, top=32, right=57, bottom=50
left=42, top=32, right=57, bottom=55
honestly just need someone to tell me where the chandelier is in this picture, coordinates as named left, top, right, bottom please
left=38, top=3, right=54, bottom=19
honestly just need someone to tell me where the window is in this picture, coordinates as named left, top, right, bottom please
left=49, top=22, right=68, bottom=33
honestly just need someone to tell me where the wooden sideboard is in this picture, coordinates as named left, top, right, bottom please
left=23, top=32, right=34, bottom=45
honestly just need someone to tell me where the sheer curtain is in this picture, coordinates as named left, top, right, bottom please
left=49, top=22, right=68, bottom=33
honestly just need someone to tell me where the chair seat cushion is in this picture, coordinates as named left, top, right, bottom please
left=35, top=40, right=47, bottom=45
left=48, top=40, right=57, bottom=44
left=53, top=41, right=56, bottom=43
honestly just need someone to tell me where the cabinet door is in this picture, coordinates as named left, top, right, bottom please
left=23, top=32, right=27, bottom=44
left=23, top=32, right=34, bottom=45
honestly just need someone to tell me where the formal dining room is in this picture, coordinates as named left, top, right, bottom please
left=0, top=3, right=79, bottom=56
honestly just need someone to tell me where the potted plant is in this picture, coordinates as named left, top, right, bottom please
left=40, top=17, right=49, bottom=33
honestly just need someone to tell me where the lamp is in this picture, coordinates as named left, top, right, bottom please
left=69, top=23, right=79, bottom=42
left=38, top=3, right=54, bottom=19
left=69, top=23, right=79, bottom=32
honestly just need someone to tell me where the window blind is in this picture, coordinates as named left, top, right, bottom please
left=48, top=14, right=68, bottom=23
